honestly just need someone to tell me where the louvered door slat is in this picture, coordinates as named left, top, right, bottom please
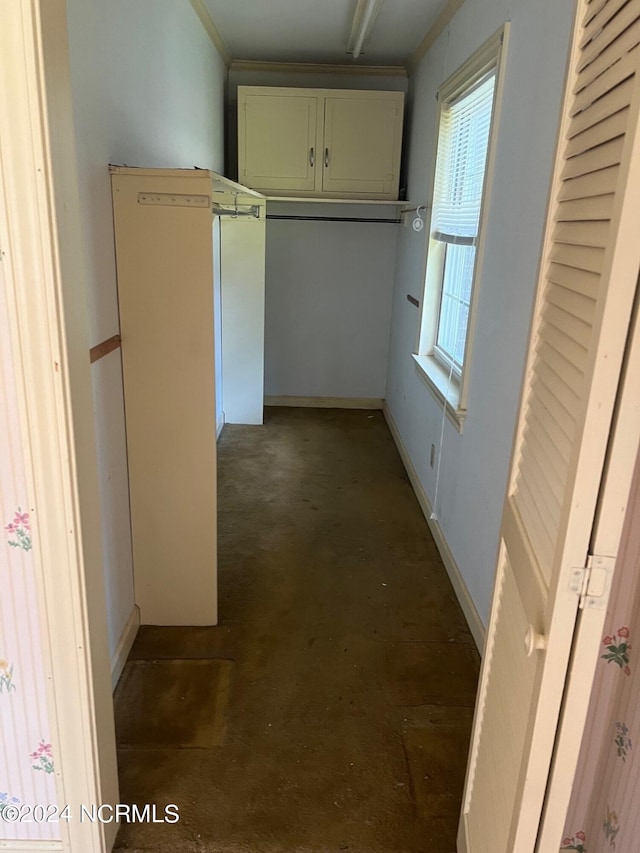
left=553, top=219, right=610, bottom=248
left=556, top=193, right=615, bottom=220
left=565, top=109, right=628, bottom=158
left=526, top=378, right=576, bottom=463
left=572, top=46, right=639, bottom=115
left=579, top=1, right=640, bottom=69
left=522, top=409, right=572, bottom=491
left=518, top=449, right=564, bottom=522
left=584, top=0, right=609, bottom=25
left=546, top=281, right=597, bottom=324
left=561, top=136, right=624, bottom=178
left=548, top=262, right=600, bottom=298
left=575, top=19, right=640, bottom=92
left=542, top=302, right=593, bottom=349
left=534, top=353, right=585, bottom=418
left=519, top=428, right=567, bottom=508
left=533, top=358, right=582, bottom=419
left=517, top=455, right=564, bottom=544
left=513, top=477, right=556, bottom=569
left=569, top=77, right=634, bottom=135
left=549, top=241, right=605, bottom=274
left=580, top=0, right=632, bottom=49
left=539, top=316, right=590, bottom=369
left=528, top=372, right=577, bottom=446
left=558, top=164, right=620, bottom=200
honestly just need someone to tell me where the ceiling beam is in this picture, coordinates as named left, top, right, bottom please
left=189, top=0, right=231, bottom=66
left=407, top=0, right=465, bottom=73
left=229, top=59, right=407, bottom=77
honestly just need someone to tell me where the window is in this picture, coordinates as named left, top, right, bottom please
left=414, top=27, right=508, bottom=430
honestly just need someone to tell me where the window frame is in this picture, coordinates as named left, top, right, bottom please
left=413, top=25, right=510, bottom=432
left=433, top=242, right=477, bottom=380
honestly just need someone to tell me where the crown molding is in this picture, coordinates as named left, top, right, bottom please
left=407, top=0, right=465, bottom=73
left=229, top=59, right=407, bottom=77
left=189, top=0, right=231, bottom=66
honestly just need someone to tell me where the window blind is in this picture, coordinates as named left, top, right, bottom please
left=431, top=72, right=497, bottom=245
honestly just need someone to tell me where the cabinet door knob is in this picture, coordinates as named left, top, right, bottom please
left=524, top=625, right=547, bottom=656
left=324, top=147, right=329, bottom=168
left=309, top=147, right=314, bottom=167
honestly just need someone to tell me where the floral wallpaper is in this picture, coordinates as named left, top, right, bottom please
left=0, top=270, right=59, bottom=840
left=561, top=455, right=640, bottom=852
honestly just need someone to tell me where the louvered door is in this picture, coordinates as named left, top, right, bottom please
left=459, top=2, right=640, bottom=852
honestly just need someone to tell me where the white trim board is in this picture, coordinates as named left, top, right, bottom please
left=383, top=402, right=486, bottom=652
left=230, top=59, right=407, bottom=77
left=110, top=605, right=140, bottom=690
left=265, top=395, right=383, bottom=410
left=407, top=0, right=466, bottom=72
left=0, top=844, right=63, bottom=851
left=216, top=411, right=225, bottom=439
left=188, top=0, right=231, bottom=66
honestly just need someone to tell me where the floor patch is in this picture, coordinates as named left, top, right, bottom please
left=114, top=658, right=231, bottom=748
left=402, top=705, right=474, bottom=818
left=384, top=642, right=479, bottom=707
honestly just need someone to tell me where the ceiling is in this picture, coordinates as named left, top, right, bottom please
left=203, top=0, right=447, bottom=66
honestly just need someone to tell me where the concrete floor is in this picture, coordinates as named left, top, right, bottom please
left=114, top=408, right=479, bottom=853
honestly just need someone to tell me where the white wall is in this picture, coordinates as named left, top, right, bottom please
left=385, top=0, right=575, bottom=625
left=265, top=203, right=398, bottom=399
left=228, top=68, right=407, bottom=401
left=66, top=0, right=226, bottom=654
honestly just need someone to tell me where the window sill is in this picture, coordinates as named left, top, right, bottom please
left=412, top=353, right=467, bottom=433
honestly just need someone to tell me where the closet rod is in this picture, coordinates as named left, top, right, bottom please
left=266, top=214, right=401, bottom=224
left=212, top=205, right=261, bottom=218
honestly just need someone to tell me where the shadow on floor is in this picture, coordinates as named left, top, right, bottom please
left=114, top=408, right=479, bottom=853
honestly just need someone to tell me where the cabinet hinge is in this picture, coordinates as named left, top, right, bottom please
left=569, top=554, right=615, bottom=611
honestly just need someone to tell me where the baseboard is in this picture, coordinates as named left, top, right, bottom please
left=264, top=395, right=384, bottom=410
left=216, top=410, right=225, bottom=439
left=0, top=843, right=63, bottom=851
left=111, top=605, right=140, bottom=690
left=383, top=402, right=486, bottom=653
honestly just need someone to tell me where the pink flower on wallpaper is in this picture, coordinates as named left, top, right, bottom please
left=601, top=628, right=631, bottom=674
left=561, top=832, right=587, bottom=852
left=4, top=507, right=32, bottom=552
left=30, top=740, right=54, bottom=774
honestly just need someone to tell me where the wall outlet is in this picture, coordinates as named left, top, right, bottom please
left=430, top=444, right=436, bottom=468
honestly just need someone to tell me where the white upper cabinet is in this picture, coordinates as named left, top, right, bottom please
left=322, top=94, right=403, bottom=197
left=237, top=86, right=404, bottom=199
left=239, top=91, right=320, bottom=192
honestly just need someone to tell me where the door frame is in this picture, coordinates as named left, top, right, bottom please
left=0, top=1, right=118, bottom=851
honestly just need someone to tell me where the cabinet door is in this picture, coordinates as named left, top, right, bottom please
left=239, top=92, right=319, bottom=193
left=322, top=94, right=403, bottom=198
